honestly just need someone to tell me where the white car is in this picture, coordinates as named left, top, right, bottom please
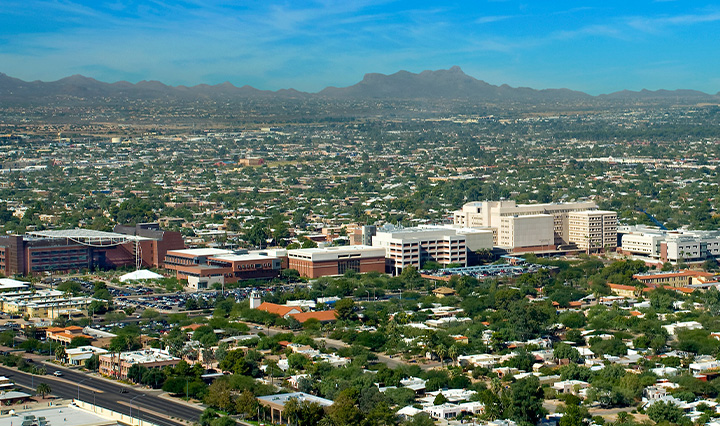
left=53, top=371, right=63, bottom=377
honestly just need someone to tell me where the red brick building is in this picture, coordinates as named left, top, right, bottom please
left=164, top=248, right=284, bottom=289
left=287, top=246, right=386, bottom=279
left=0, top=223, right=184, bottom=276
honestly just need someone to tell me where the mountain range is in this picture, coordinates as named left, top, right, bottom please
left=1, top=66, right=718, bottom=104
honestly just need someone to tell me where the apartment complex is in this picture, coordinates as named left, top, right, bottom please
left=619, top=225, right=720, bottom=264
left=372, top=226, right=493, bottom=275
left=0, top=223, right=184, bottom=276
left=0, top=288, right=96, bottom=319
left=453, top=200, right=617, bottom=252
left=164, top=248, right=285, bottom=289
left=287, top=245, right=385, bottom=278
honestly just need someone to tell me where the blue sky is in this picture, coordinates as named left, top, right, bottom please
left=1, top=1, right=719, bottom=94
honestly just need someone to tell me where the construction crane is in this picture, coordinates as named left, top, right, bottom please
left=638, top=209, right=667, bottom=230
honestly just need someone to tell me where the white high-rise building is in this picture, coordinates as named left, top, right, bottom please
left=372, top=226, right=492, bottom=275
left=453, top=200, right=617, bottom=252
left=568, top=210, right=618, bottom=252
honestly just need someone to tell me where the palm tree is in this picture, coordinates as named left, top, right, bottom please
left=490, top=377, right=502, bottom=396
left=55, top=345, right=66, bottom=363
left=435, top=344, right=447, bottom=366
left=615, top=412, right=632, bottom=425
left=633, top=282, right=646, bottom=298
left=36, top=383, right=52, bottom=399
left=448, top=345, right=459, bottom=367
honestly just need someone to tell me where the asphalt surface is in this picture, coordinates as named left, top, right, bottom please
left=0, top=364, right=203, bottom=426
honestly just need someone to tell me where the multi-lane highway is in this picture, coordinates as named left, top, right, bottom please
left=0, top=364, right=203, bottom=426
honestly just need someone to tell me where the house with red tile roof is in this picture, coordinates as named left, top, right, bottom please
left=256, top=302, right=302, bottom=318
left=291, top=310, right=337, bottom=324
left=45, top=326, right=93, bottom=346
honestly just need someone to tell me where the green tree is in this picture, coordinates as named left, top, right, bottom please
left=199, top=408, right=217, bottom=426
left=433, top=393, right=448, bottom=405
left=284, top=398, right=325, bottom=426
left=646, top=401, right=687, bottom=425
left=210, top=417, right=236, bottom=426
left=404, top=413, right=435, bottom=426
left=235, top=390, right=258, bottom=419
left=55, top=345, right=66, bottom=362
left=559, top=395, right=590, bottom=426
left=335, top=298, right=356, bottom=321
left=554, top=343, right=582, bottom=363
left=142, top=368, right=166, bottom=388
left=205, top=379, right=234, bottom=412
left=84, top=354, right=99, bottom=371
left=448, top=345, right=459, bottom=367
left=325, top=389, right=362, bottom=426
left=508, top=376, right=546, bottom=426
left=128, top=364, right=148, bottom=383
left=36, top=383, right=52, bottom=399
left=435, top=344, right=447, bottom=366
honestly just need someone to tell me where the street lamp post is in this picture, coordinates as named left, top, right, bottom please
left=130, top=394, right=144, bottom=425
left=365, top=290, right=370, bottom=302
left=77, top=378, right=91, bottom=400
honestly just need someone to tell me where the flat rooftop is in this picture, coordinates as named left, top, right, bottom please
left=167, top=248, right=234, bottom=257
left=212, top=253, right=277, bottom=262
left=0, top=405, right=115, bottom=426
left=0, top=279, right=29, bottom=290
left=257, top=392, right=333, bottom=408
left=117, top=349, right=179, bottom=364
left=288, top=245, right=379, bottom=254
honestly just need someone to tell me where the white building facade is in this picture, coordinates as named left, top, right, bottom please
left=453, top=200, right=616, bottom=253
left=372, top=226, right=492, bottom=275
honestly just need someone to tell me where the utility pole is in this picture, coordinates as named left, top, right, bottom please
left=77, top=378, right=91, bottom=400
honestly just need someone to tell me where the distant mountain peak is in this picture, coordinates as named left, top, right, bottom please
left=0, top=68, right=715, bottom=104
left=319, top=66, right=588, bottom=101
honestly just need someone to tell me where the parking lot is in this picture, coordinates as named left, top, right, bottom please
left=420, top=262, right=553, bottom=280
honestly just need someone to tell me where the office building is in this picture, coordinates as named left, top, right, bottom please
left=0, top=223, right=184, bottom=276
left=287, top=245, right=385, bottom=278
left=372, top=226, right=492, bottom=275
left=453, top=200, right=617, bottom=252
left=619, top=225, right=720, bottom=264
left=568, top=210, right=618, bottom=252
left=99, top=348, right=181, bottom=380
left=164, top=248, right=285, bottom=289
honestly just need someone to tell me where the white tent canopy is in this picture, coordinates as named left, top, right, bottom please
left=119, top=270, right=164, bottom=282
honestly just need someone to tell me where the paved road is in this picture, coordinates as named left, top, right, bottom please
left=0, top=365, right=203, bottom=426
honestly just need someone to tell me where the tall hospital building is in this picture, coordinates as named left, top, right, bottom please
left=453, top=200, right=617, bottom=253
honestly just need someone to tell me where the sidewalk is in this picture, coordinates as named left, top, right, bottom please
left=155, top=392, right=206, bottom=410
